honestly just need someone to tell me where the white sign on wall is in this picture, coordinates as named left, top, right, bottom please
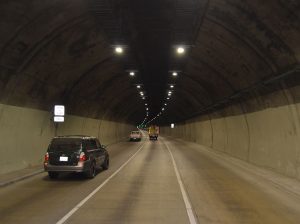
left=54, top=116, right=64, bottom=122
left=54, top=105, right=65, bottom=123
left=54, top=105, right=65, bottom=116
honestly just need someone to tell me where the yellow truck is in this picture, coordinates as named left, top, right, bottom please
left=148, top=125, right=159, bottom=140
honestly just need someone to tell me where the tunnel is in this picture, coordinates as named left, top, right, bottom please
left=0, top=0, right=300, bottom=223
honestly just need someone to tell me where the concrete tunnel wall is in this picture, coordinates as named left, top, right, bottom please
left=0, top=103, right=134, bottom=175
left=161, top=86, right=300, bottom=181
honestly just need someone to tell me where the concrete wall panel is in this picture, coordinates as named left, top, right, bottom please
left=247, top=105, right=300, bottom=178
left=194, top=118, right=213, bottom=147
left=0, top=104, right=54, bottom=174
left=211, top=118, right=227, bottom=152
left=224, top=114, right=249, bottom=160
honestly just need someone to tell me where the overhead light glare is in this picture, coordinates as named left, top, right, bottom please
left=137, top=85, right=141, bottom=89
left=177, top=46, right=185, bottom=54
left=172, top=72, right=178, bottom=77
left=170, top=85, right=174, bottom=88
left=129, top=72, right=135, bottom=76
left=115, top=46, right=123, bottom=54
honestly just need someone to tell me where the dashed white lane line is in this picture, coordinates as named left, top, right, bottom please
left=164, top=142, right=198, bottom=224
left=56, top=144, right=145, bottom=224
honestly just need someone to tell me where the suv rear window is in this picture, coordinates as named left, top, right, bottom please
left=85, top=139, right=97, bottom=150
left=48, top=138, right=82, bottom=152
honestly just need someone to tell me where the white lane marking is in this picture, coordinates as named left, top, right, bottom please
left=165, top=142, right=198, bottom=224
left=56, top=144, right=145, bottom=224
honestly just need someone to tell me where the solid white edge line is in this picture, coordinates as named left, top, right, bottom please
left=165, top=142, right=198, bottom=224
left=56, top=144, right=145, bottom=224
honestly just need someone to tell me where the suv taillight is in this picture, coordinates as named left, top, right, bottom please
left=44, top=152, right=49, bottom=162
left=79, top=152, right=87, bottom=161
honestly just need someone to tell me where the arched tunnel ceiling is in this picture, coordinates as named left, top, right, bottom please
left=0, top=0, right=299, bottom=125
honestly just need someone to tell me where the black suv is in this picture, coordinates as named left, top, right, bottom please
left=44, top=135, right=109, bottom=179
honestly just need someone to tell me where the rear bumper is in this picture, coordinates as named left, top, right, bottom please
left=149, top=135, right=158, bottom=140
left=130, top=137, right=141, bottom=141
left=44, top=161, right=91, bottom=173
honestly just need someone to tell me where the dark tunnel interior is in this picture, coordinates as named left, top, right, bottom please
left=1, top=0, right=299, bottom=126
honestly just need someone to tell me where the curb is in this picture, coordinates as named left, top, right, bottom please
left=0, top=169, right=44, bottom=187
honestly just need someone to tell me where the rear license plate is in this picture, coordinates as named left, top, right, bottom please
left=59, top=156, right=68, bottom=162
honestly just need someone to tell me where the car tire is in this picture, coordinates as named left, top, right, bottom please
left=86, top=161, right=96, bottom=179
left=102, top=157, right=109, bottom=170
left=48, top=171, right=59, bottom=179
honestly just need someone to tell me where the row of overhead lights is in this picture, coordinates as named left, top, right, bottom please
left=113, top=45, right=186, bottom=127
left=136, top=80, right=148, bottom=127
left=144, top=46, right=187, bottom=125
left=112, top=45, right=149, bottom=127
left=145, top=76, right=179, bottom=126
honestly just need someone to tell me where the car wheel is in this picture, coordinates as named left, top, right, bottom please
left=102, top=157, right=109, bottom=170
left=48, top=171, right=59, bottom=179
left=86, top=161, right=96, bottom=179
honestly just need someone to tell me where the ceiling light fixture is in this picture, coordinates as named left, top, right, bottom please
left=172, top=72, right=178, bottom=77
left=115, top=46, right=123, bottom=54
left=129, top=72, right=135, bottom=76
left=177, top=46, right=185, bottom=54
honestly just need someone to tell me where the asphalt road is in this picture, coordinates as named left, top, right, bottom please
left=0, top=136, right=300, bottom=224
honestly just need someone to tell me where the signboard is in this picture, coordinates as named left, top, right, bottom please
left=54, top=105, right=65, bottom=116
left=54, top=116, right=64, bottom=122
left=54, top=105, right=65, bottom=123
